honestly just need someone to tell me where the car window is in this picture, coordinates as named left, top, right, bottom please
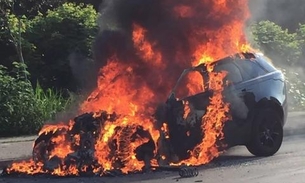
left=234, top=60, right=267, bottom=81
left=174, top=70, right=205, bottom=99
left=256, top=55, right=277, bottom=72
left=214, top=62, right=243, bottom=84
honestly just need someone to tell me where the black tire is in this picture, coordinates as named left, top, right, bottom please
left=246, top=109, right=283, bottom=157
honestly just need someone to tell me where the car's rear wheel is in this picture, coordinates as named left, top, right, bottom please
left=246, top=109, right=283, bottom=156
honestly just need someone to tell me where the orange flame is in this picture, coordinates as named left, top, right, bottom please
left=7, top=0, right=252, bottom=176
left=174, top=70, right=230, bottom=166
left=7, top=160, right=43, bottom=175
left=174, top=5, right=194, bottom=18
left=132, top=23, right=164, bottom=69
left=38, top=123, right=70, bottom=136
left=183, top=101, right=191, bottom=120
left=161, top=123, right=170, bottom=139
left=49, top=133, right=73, bottom=159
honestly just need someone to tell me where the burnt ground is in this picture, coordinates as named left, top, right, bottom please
left=0, top=112, right=305, bottom=183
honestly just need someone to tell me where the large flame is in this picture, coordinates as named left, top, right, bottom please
left=6, top=0, right=251, bottom=176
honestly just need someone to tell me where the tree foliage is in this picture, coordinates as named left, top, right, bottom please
left=1, top=3, right=99, bottom=91
left=0, top=0, right=67, bottom=68
left=0, top=2, right=93, bottom=137
left=250, top=20, right=301, bottom=66
left=296, top=24, right=305, bottom=64
left=0, top=62, right=42, bottom=137
left=0, top=0, right=66, bottom=16
left=0, top=62, right=74, bottom=137
left=251, top=20, right=305, bottom=110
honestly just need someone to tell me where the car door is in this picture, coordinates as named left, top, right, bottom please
left=233, top=59, right=270, bottom=110
left=213, top=61, right=249, bottom=120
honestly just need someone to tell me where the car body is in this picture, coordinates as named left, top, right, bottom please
left=30, top=52, right=287, bottom=171
left=155, top=52, right=288, bottom=161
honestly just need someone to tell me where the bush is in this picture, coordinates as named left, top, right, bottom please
left=1, top=3, right=99, bottom=92
left=296, top=24, right=305, bottom=65
left=24, top=2, right=98, bottom=91
left=0, top=62, right=42, bottom=137
left=0, top=62, right=72, bottom=137
left=250, top=20, right=301, bottom=66
left=280, top=68, right=305, bottom=111
left=250, top=21, right=305, bottom=110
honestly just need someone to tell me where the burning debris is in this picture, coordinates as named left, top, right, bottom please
left=1, top=58, right=233, bottom=177
left=3, top=111, right=156, bottom=176
left=2, top=0, right=253, bottom=178
left=2, top=110, right=198, bottom=177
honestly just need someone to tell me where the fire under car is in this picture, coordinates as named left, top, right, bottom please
left=155, top=52, right=288, bottom=162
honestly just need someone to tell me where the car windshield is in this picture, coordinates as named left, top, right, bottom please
left=170, top=68, right=208, bottom=100
left=170, top=55, right=246, bottom=100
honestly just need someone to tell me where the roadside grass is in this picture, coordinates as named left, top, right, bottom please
left=34, top=82, right=73, bottom=121
left=0, top=63, right=74, bottom=137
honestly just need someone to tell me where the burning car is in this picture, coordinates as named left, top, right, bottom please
left=3, top=52, right=287, bottom=177
left=2, top=0, right=281, bottom=177
left=28, top=52, right=287, bottom=171
left=155, top=52, right=288, bottom=163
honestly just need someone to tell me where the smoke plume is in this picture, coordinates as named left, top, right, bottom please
left=249, top=0, right=305, bottom=31
left=90, top=0, right=249, bottom=104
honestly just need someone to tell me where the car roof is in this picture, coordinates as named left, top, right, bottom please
left=194, top=52, right=276, bottom=72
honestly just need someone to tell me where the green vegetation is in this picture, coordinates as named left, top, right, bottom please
left=250, top=21, right=301, bottom=66
left=0, top=2, right=87, bottom=137
left=0, top=63, right=39, bottom=137
left=0, top=62, right=73, bottom=137
left=250, top=20, right=305, bottom=110
left=34, top=82, right=73, bottom=122
left=280, top=69, right=305, bottom=111
left=1, top=2, right=98, bottom=91
left=23, top=3, right=98, bottom=90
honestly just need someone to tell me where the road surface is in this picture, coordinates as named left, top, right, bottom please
left=0, top=112, right=304, bottom=183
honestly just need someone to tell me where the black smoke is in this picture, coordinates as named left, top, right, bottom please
left=249, top=0, right=305, bottom=31
left=91, top=0, right=249, bottom=101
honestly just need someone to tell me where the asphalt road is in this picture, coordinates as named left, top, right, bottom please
left=0, top=112, right=304, bottom=183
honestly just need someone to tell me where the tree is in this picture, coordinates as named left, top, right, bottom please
left=0, top=0, right=66, bottom=16
left=22, top=3, right=98, bottom=91
left=1, top=2, right=26, bottom=67
left=0, top=0, right=66, bottom=70
left=2, top=3, right=99, bottom=91
left=67, top=0, right=101, bottom=10
left=296, top=24, right=305, bottom=66
left=250, top=21, right=301, bottom=66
